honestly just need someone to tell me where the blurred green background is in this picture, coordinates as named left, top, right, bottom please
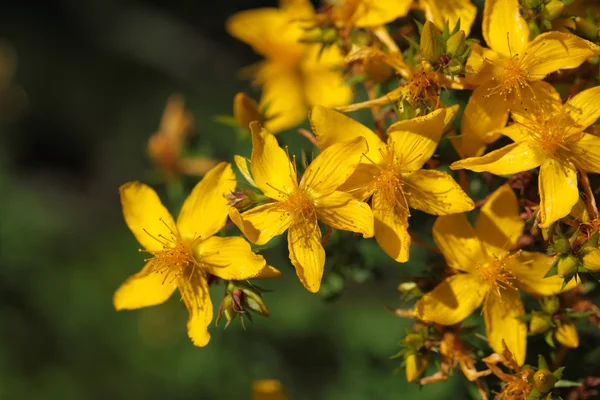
left=0, top=1, right=479, bottom=398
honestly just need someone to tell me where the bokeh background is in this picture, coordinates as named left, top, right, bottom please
left=0, top=0, right=572, bottom=399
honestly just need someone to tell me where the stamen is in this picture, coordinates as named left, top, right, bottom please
left=477, top=251, right=520, bottom=298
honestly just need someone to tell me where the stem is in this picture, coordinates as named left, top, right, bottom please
left=364, top=80, right=385, bottom=139
left=297, top=128, right=319, bottom=148
left=384, top=305, right=415, bottom=319
left=579, top=169, right=598, bottom=220
left=409, top=230, right=441, bottom=254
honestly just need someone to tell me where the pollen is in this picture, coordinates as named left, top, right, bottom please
left=520, top=109, right=579, bottom=159
left=373, top=164, right=410, bottom=214
left=477, top=251, right=520, bottom=298
left=282, top=190, right=316, bottom=223
left=487, top=55, right=530, bottom=99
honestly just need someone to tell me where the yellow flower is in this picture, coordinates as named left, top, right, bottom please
left=455, top=0, right=600, bottom=157
left=114, top=162, right=279, bottom=346
left=452, top=85, right=600, bottom=228
left=226, top=0, right=352, bottom=133
left=309, top=106, right=474, bottom=262
left=415, top=184, right=568, bottom=365
left=252, top=380, right=290, bottom=400
left=555, top=320, right=579, bottom=348
left=147, top=94, right=217, bottom=180
left=233, top=92, right=264, bottom=130
left=230, top=122, right=374, bottom=293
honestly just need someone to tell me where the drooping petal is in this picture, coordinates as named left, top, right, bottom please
left=433, top=214, right=485, bottom=273
left=510, top=251, right=572, bottom=296
left=482, top=0, right=529, bottom=58
left=179, top=273, right=213, bottom=347
left=177, top=162, right=236, bottom=242
left=483, top=288, right=527, bottom=366
left=415, top=273, right=485, bottom=325
left=420, top=0, right=477, bottom=36
left=309, top=105, right=385, bottom=166
left=287, top=219, right=325, bottom=293
left=570, top=132, right=600, bottom=174
left=522, top=32, right=600, bottom=81
left=300, top=136, right=368, bottom=197
left=564, top=85, right=600, bottom=132
left=538, top=159, right=579, bottom=228
left=249, top=122, right=298, bottom=200
left=475, top=184, right=524, bottom=257
left=372, top=190, right=411, bottom=262
left=450, top=142, right=546, bottom=175
left=229, top=203, right=293, bottom=245
left=404, top=170, right=475, bottom=215
left=113, top=261, right=177, bottom=310
left=120, top=181, right=178, bottom=252
left=387, top=108, right=447, bottom=171
left=303, top=68, right=353, bottom=111
left=193, top=236, right=269, bottom=281
left=315, top=191, right=374, bottom=238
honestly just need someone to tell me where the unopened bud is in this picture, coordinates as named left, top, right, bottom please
left=555, top=321, right=579, bottom=348
left=540, top=296, right=560, bottom=315
left=404, top=333, right=424, bottom=350
left=533, top=369, right=557, bottom=393
left=405, top=353, right=428, bottom=383
left=522, top=0, right=542, bottom=9
left=581, top=246, right=600, bottom=272
left=556, top=254, right=579, bottom=278
left=576, top=17, right=600, bottom=42
left=420, top=21, right=443, bottom=63
left=242, top=287, right=270, bottom=317
left=543, top=1, right=564, bottom=21
left=530, top=311, right=553, bottom=334
left=446, top=30, right=466, bottom=57
left=552, top=237, right=570, bottom=254
left=225, top=189, right=253, bottom=209
left=233, top=92, right=263, bottom=130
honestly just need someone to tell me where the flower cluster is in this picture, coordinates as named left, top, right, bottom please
left=114, top=0, right=600, bottom=398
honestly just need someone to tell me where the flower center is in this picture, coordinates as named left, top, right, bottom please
left=520, top=110, right=579, bottom=159
left=487, top=55, right=530, bottom=99
left=373, top=165, right=410, bottom=214
left=477, top=251, right=520, bottom=297
left=283, top=190, right=316, bottom=223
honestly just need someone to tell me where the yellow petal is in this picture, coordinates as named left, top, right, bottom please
left=179, top=273, right=213, bottom=347
left=433, top=214, right=485, bottom=273
left=483, top=288, right=527, bottom=366
left=300, top=136, right=368, bottom=197
left=570, top=132, right=600, bottom=174
left=415, top=273, right=485, bottom=325
left=511, top=80, right=562, bottom=119
left=193, top=236, right=268, bottom=280
left=482, top=0, right=529, bottom=58
left=555, top=321, right=579, bottom=348
left=177, top=162, right=236, bottom=242
left=255, top=265, right=283, bottom=279
left=229, top=203, right=293, bottom=245
left=303, top=68, right=353, bottom=110
left=459, top=82, right=510, bottom=157
left=157, top=93, right=192, bottom=146
left=451, top=142, right=546, bottom=175
left=387, top=108, right=447, bottom=171
left=538, top=159, right=579, bottom=228
left=372, top=190, right=411, bottom=262
left=120, top=181, right=178, bottom=252
left=288, top=219, right=325, bottom=293
left=420, top=0, right=477, bottom=36
left=494, top=123, right=530, bottom=143
left=233, top=92, right=263, bottom=130
left=522, top=32, right=600, bottom=81
left=475, top=184, right=524, bottom=257
left=315, top=191, right=374, bottom=238
left=309, top=105, right=385, bottom=166
left=509, top=251, right=571, bottom=296
left=405, top=353, right=429, bottom=383
left=404, top=170, right=474, bottom=215
left=564, top=85, right=600, bottom=132
left=349, top=0, right=413, bottom=27
left=252, top=379, right=290, bottom=400
left=279, top=0, right=315, bottom=18
left=113, top=261, right=177, bottom=310
left=234, top=155, right=258, bottom=188
left=336, top=163, right=380, bottom=201
left=249, top=122, right=298, bottom=200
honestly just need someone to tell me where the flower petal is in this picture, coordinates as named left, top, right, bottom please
left=113, top=262, right=177, bottom=310
left=570, top=132, right=600, bottom=174
left=234, top=155, right=258, bottom=188
left=349, top=0, right=413, bottom=27
left=450, top=142, right=545, bottom=175
left=510, top=251, right=572, bottom=296
left=555, top=321, right=579, bottom=348
left=482, top=0, right=529, bottom=58
left=303, top=68, right=353, bottom=110
left=249, top=122, right=298, bottom=200
left=300, top=136, right=368, bottom=197
left=511, top=80, right=562, bottom=119
left=309, top=105, right=385, bottom=166
left=483, top=288, right=527, bottom=366
left=522, top=32, right=600, bottom=81
left=288, top=219, right=325, bottom=293
left=336, top=163, right=380, bottom=201
left=433, top=214, right=485, bottom=273
left=404, top=170, right=475, bottom=215
left=538, top=159, right=579, bottom=228
left=475, top=184, right=524, bottom=257
left=415, top=273, right=485, bottom=325
left=564, top=85, right=600, bottom=133
left=315, top=191, right=374, bottom=238
left=420, top=0, right=477, bottom=36
left=120, top=181, right=178, bottom=252
left=387, top=108, right=446, bottom=171
left=193, top=236, right=269, bottom=280
left=179, top=273, right=213, bottom=347
left=177, top=162, right=236, bottom=242
left=229, top=203, right=293, bottom=245
left=372, top=190, right=411, bottom=262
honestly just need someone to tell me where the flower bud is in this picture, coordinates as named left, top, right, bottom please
left=581, top=246, right=600, bottom=272
left=529, top=311, right=553, bottom=334
left=533, top=369, right=557, bottom=393
left=556, top=254, right=579, bottom=278
left=404, top=333, right=424, bottom=350
left=242, top=286, right=270, bottom=317
left=522, top=0, right=542, bottom=9
left=446, top=31, right=466, bottom=57
left=405, top=353, right=428, bottom=382
left=540, top=296, right=560, bottom=315
left=552, top=237, right=570, bottom=254
left=542, top=1, right=564, bottom=21
left=233, top=92, right=263, bottom=130
left=555, top=321, right=579, bottom=348
left=420, top=21, right=443, bottom=63
left=576, top=17, right=600, bottom=42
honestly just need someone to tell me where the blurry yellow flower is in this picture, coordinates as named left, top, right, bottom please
left=456, top=0, right=600, bottom=157
left=252, top=380, right=290, bottom=400
left=415, top=184, right=568, bottom=365
left=419, top=0, right=477, bottom=36
left=452, top=86, right=600, bottom=228
left=233, top=92, right=264, bottom=130
left=147, top=94, right=217, bottom=181
left=230, top=122, right=374, bottom=293
left=227, top=0, right=352, bottom=133
left=310, top=106, right=473, bottom=262
left=114, top=162, right=279, bottom=346
left=554, top=320, right=579, bottom=348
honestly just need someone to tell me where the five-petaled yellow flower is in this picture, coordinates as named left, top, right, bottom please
left=230, top=122, right=374, bottom=293
left=226, top=0, right=352, bottom=133
left=456, top=0, right=600, bottom=157
left=452, top=85, right=600, bottom=228
left=114, top=162, right=279, bottom=346
left=415, top=184, right=569, bottom=365
left=309, top=106, right=474, bottom=262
